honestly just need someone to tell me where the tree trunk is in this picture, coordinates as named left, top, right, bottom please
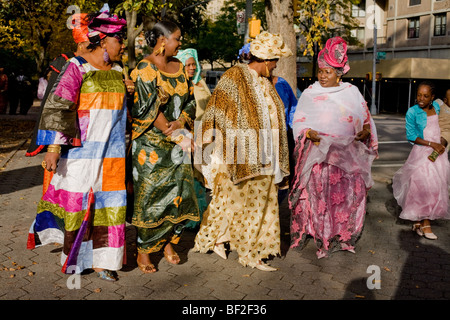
left=265, top=0, right=297, bottom=96
left=125, top=10, right=144, bottom=71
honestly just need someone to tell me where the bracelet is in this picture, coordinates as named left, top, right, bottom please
left=428, top=141, right=431, bottom=146
left=177, top=117, right=186, bottom=127
left=47, top=144, right=61, bottom=154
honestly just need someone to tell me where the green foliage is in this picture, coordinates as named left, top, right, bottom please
left=191, top=0, right=266, bottom=68
left=295, top=0, right=361, bottom=57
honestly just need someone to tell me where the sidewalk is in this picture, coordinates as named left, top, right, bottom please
left=1, top=112, right=449, bottom=304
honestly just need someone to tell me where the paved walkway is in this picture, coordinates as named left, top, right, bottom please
left=1, top=108, right=449, bottom=306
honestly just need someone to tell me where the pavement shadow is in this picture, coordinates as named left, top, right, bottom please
left=394, top=229, right=450, bottom=299
left=0, top=165, right=43, bottom=195
left=384, top=182, right=409, bottom=227
left=342, top=278, right=376, bottom=300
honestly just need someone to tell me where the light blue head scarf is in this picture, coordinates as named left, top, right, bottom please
left=175, top=48, right=201, bottom=84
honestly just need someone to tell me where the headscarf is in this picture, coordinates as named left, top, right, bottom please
left=250, top=31, right=292, bottom=60
left=175, top=48, right=201, bottom=84
left=237, top=43, right=251, bottom=59
left=317, top=36, right=350, bottom=76
left=71, top=13, right=90, bottom=44
left=87, top=11, right=127, bottom=45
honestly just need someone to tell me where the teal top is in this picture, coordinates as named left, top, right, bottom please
left=405, top=100, right=440, bottom=143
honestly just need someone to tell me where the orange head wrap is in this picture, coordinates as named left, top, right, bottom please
left=72, top=13, right=90, bottom=44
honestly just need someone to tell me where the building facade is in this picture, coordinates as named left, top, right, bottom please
left=349, top=0, right=450, bottom=60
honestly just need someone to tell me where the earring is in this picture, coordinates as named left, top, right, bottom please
left=103, top=48, right=110, bottom=62
left=264, top=61, right=270, bottom=77
left=155, top=42, right=165, bottom=56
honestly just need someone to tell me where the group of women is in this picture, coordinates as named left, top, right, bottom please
left=27, top=11, right=449, bottom=282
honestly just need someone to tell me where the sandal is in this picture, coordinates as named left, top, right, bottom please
left=412, top=223, right=423, bottom=237
left=164, top=251, right=180, bottom=265
left=420, top=225, right=437, bottom=240
left=137, top=261, right=157, bottom=274
left=97, top=270, right=118, bottom=281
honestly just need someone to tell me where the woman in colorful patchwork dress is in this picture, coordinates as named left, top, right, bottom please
left=290, top=37, right=378, bottom=259
left=129, top=21, right=200, bottom=274
left=27, top=12, right=132, bottom=281
left=193, top=32, right=292, bottom=271
left=174, top=48, right=211, bottom=230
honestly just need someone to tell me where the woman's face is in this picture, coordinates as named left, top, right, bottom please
left=265, top=59, right=278, bottom=77
left=103, top=36, right=126, bottom=62
left=417, top=85, right=434, bottom=109
left=185, top=57, right=196, bottom=79
left=318, top=67, right=339, bottom=88
left=163, top=29, right=182, bottom=57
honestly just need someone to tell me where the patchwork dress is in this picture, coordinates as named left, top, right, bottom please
left=27, top=56, right=127, bottom=273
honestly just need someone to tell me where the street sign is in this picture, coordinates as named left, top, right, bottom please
left=237, top=11, right=245, bottom=35
left=376, top=51, right=386, bottom=60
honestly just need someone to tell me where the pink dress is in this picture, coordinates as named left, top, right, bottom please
left=290, top=82, right=378, bottom=259
left=393, top=115, right=450, bottom=221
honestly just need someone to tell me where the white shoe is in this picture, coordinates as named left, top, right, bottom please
left=413, top=223, right=423, bottom=237
left=420, top=225, right=437, bottom=240
left=213, top=243, right=227, bottom=259
left=255, top=261, right=278, bottom=272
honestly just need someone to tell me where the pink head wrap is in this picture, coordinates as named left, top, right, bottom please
left=317, top=37, right=350, bottom=75
left=88, top=11, right=127, bottom=44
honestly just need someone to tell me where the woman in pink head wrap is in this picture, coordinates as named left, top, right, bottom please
left=28, top=11, right=133, bottom=282
left=289, top=37, right=378, bottom=259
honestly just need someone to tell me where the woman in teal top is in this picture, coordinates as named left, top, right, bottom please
left=393, top=81, right=450, bottom=240
left=406, top=100, right=440, bottom=142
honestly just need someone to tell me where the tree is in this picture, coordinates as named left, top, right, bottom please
left=265, top=0, right=297, bottom=94
left=295, top=0, right=361, bottom=80
left=115, top=0, right=210, bottom=70
left=193, top=0, right=266, bottom=70
left=0, top=0, right=103, bottom=74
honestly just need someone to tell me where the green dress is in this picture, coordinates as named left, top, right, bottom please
left=130, top=60, right=200, bottom=254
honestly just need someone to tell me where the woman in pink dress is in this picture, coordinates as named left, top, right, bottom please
left=290, top=37, right=378, bottom=259
left=393, top=81, right=450, bottom=240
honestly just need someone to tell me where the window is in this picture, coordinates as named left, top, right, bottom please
left=351, top=28, right=365, bottom=42
left=434, top=14, right=447, bottom=36
left=409, top=0, right=421, bottom=5
left=352, top=0, right=366, bottom=17
left=408, top=17, right=420, bottom=38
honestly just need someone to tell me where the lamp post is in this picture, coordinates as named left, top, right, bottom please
left=244, top=0, right=252, bottom=44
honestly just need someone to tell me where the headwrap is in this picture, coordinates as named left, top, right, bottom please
left=175, top=48, right=201, bottom=84
left=317, top=36, right=350, bottom=75
left=250, top=31, right=292, bottom=60
left=87, top=11, right=127, bottom=45
left=237, top=43, right=251, bottom=59
left=71, top=13, right=90, bottom=44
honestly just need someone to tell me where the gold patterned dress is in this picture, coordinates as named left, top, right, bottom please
left=193, top=64, right=289, bottom=268
left=129, top=60, right=200, bottom=254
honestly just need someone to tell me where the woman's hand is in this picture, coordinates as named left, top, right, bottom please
left=430, top=141, right=446, bottom=155
left=306, top=129, right=321, bottom=144
left=163, top=120, right=182, bottom=136
left=43, top=152, right=60, bottom=172
left=355, top=128, right=371, bottom=141
left=124, top=79, right=135, bottom=95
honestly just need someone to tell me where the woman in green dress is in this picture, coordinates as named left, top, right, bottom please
left=129, top=21, right=200, bottom=273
